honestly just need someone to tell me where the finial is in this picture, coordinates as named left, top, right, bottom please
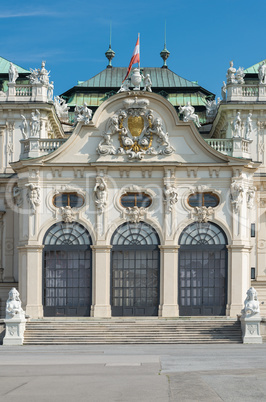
left=105, top=23, right=115, bottom=68
left=160, top=21, right=170, bottom=68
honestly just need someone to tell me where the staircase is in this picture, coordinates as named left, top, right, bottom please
left=23, top=318, right=242, bottom=345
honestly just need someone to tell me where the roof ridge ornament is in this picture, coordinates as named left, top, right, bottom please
left=160, top=22, right=170, bottom=68
left=105, top=23, right=115, bottom=68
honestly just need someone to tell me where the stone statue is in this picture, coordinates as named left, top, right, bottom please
left=39, top=61, right=50, bottom=86
left=31, top=109, right=40, bottom=137
left=25, top=183, right=41, bottom=212
left=74, top=103, right=92, bottom=124
left=131, top=68, right=142, bottom=90
left=245, top=113, right=253, bottom=140
left=230, top=180, right=244, bottom=212
left=179, top=102, right=201, bottom=127
left=147, top=117, right=174, bottom=155
left=232, top=112, right=242, bottom=137
left=28, top=68, right=39, bottom=84
left=5, top=288, right=25, bottom=319
left=205, top=99, right=218, bottom=118
left=236, top=67, right=245, bottom=84
left=53, top=96, right=69, bottom=121
left=164, top=184, right=178, bottom=213
left=47, top=81, right=54, bottom=101
left=241, top=287, right=260, bottom=317
left=258, top=61, right=266, bottom=84
left=94, top=177, right=107, bottom=213
left=13, top=186, right=23, bottom=207
left=221, top=81, right=227, bottom=101
left=19, top=115, right=28, bottom=139
left=8, top=62, right=19, bottom=83
left=117, top=79, right=131, bottom=93
left=143, top=74, right=152, bottom=92
left=247, top=186, right=256, bottom=209
left=226, top=60, right=237, bottom=84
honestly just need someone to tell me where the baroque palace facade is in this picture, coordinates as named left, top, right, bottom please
left=0, top=53, right=265, bottom=320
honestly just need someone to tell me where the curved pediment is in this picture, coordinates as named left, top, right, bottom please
left=23, top=91, right=246, bottom=166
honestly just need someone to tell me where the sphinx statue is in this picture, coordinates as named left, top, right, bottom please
left=6, top=287, right=25, bottom=319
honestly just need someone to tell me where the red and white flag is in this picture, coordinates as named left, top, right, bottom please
left=123, top=36, right=140, bottom=82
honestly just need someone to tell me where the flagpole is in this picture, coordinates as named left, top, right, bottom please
left=138, top=33, right=140, bottom=70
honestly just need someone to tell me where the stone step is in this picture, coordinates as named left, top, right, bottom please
left=23, top=319, right=242, bottom=345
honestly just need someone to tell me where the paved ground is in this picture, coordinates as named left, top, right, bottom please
left=0, top=344, right=266, bottom=401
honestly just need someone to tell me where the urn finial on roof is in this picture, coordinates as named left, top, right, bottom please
left=160, top=22, right=170, bottom=68
left=105, top=23, right=115, bottom=68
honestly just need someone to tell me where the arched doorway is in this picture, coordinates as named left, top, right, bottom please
left=178, top=222, right=228, bottom=316
left=111, top=222, right=160, bottom=316
left=43, top=222, right=92, bottom=317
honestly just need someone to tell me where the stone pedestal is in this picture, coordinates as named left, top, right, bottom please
left=240, top=315, right=262, bottom=344
left=7, top=82, right=16, bottom=102
left=3, top=318, right=27, bottom=345
left=20, top=138, right=40, bottom=159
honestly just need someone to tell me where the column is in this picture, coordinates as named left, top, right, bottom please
left=0, top=211, right=5, bottom=282
left=90, top=245, right=112, bottom=318
left=227, top=244, right=251, bottom=317
left=17, top=245, right=44, bottom=318
left=159, top=245, right=179, bottom=317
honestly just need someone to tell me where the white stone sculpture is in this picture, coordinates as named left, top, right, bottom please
left=53, top=96, right=70, bottom=121
left=19, top=115, right=28, bottom=139
left=240, top=287, right=262, bottom=344
left=25, top=183, right=41, bottom=213
left=39, top=61, right=50, bottom=86
left=164, top=183, right=178, bottom=213
left=179, top=102, right=201, bottom=127
left=247, top=186, right=256, bottom=209
left=194, top=206, right=214, bottom=223
left=205, top=99, right=220, bottom=118
left=258, top=61, right=266, bottom=84
left=13, top=186, right=23, bottom=207
left=236, top=67, right=245, bottom=85
left=131, top=68, right=142, bottom=90
left=221, top=81, right=227, bottom=101
left=232, top=112, right=242, bottom=137
left=245, top=113, right=253, bottom=140
left=60, top=206, right=75, bottom=223
left=147, top=117, right=174, bottom=155
left=74, top=103, right=92, bottom=124
left=226, top=60, right=237, bottom=84
left=31, top=109, right=40, bottom=137
left=8, top=62, right=19, bottom=83
left=117, top=79, right=131, bottom=93
left=143, top=74, right=152, bottom=92
left=47, top=81, right=54, bottom=101
left=125, top=206, right=146, bottom=223
left=94, top=177, right=107, bottom=213
left=5, top=287, right=25, bottom=319
left=3, top=288, right=27, bottom=346
left=230, top=180, right=244, bottom=212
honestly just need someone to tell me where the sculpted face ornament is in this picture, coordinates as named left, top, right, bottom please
left=97, top=97, right=175, bottom=160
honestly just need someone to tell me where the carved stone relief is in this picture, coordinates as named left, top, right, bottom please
left=97, top=97, right=175, bottom=160
left=192, top=206, right=214, bottom=223
left=164, top=183, right=178, bottom=213
left=230, top=180, right=244, bottom=213
left=60, top=206, right=75, bottom=223
left=125, top=206, right=146, bottom=223
left=94, top=177, right=107, bottom=214
left=25, top=183, right=41, bottom=213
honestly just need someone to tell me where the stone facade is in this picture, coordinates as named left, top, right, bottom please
left=0, top=58, right=265, bottom=320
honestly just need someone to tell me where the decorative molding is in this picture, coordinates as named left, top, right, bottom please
left=94, top=177, right=107, bottom=214
left=124, top=206, right=146, bottom=223
left=192, top=206, right=214, bottom=223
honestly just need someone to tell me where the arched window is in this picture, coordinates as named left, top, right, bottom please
left=178, top=222, right=227, bottom=316
left=111, top=222, right=160, bottom=317
left=43, top=222, right=92, bottom=317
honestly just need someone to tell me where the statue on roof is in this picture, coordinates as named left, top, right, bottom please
left=19, top=115, right=28, bottom=139
left=8, top=62, right=19, bottom=83
left=205, top=99, right=220, bottom=118
left=47, top=81, right=54, bottom=101
left=143, top=74, right=152, bottom=92
left=117, top=79, right=131, bottom=93
left=221, top=81, right=227, bottom=101
left=54, top=96, right=70, bottom=121
left=30, top=109, right=41, bottom=137
left=226, top=60, right=237, bottom=84
left=179, top=102, right=201, bottom=127
left=39, top=61, right=50, bottom=86
left=236, top=67, right=245, bottom=84
left=74, top=103, right=92, bottom=125
left=245, top=113, right=253, bottom=140
left=232, top=112, right=242, bottom=137
left=258, top=61, right=266, bottom=85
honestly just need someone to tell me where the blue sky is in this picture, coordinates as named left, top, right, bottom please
left=1, top=0, right=266, bottom=97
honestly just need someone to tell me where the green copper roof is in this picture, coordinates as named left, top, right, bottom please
left=0, top=56, right=30, bottom=74
left=244, top=59, right=266, bottom=74
left=77, top=67, right=200, bottom=89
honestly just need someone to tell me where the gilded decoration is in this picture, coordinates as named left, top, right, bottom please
left=97, top=97, right=175, bottom=160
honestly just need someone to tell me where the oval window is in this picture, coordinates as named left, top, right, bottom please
left=53, top=193, right=84, bottom=208
left=120, top=192, right=152, bottom=208
left=188, top=192, right=219, bottom=208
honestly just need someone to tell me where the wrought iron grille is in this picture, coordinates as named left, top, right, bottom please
left=44, top=222, right=92, bottom=246
left=179, top=222, right=227, bottom=245
left=111, top=222, right=159, bottom=246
